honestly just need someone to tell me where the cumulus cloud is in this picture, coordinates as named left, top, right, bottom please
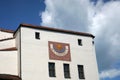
left=41, top=0, right=90, bottom=31
left=100, top=68, right=120, bottom=79
left=41, top=0, right=120, bottom=79
left=90, top=1, right=120, bottom=71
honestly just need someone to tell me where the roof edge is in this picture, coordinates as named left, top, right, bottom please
left=0, top=47, right=17, bottom=51
left=0, top=28, right=14, bottom=33
left=0, top=74, right=21, bottom=80
left=0, top=37, right=15, bottom=42
left=15, top=23, right=95, bottom=38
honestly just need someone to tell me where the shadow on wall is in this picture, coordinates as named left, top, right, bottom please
left=0, top=74, right=21, bottom=80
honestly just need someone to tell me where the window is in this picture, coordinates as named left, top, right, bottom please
left=35, top=32, right=40, bottom=39
left=78, top=39, right=82, bottom=46
left=92, top=41, right=94, bottom=45
left=49, top=62, right=56, bottom=77
left=63, top=64, right=71, bottom=78
left=78, top=65, right=85, bottom=79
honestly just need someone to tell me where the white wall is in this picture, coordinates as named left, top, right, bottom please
left=0, top=31, right=13, bottom=40
left=20, top=27, right=99, bottom=80
left=15, top=29, right=21, bottom=77
left=0, top=31, right=15, bottom=49
left=0, top=51, right=18, bottom=75
left=0, top=39, right=16, bottom=49
left=0, top=30, right=18, bottom=76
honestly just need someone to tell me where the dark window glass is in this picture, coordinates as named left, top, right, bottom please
left=78, top=65, right=85, bottom=79
left=35, top=32, right=40, bottom=39
left=78, top=39, right=82, bottom=46
left=63, top=64, right=70, bottom=78
left=49, top=62, right=56, bottom=77
left=92, top=41, right=94, bottom=45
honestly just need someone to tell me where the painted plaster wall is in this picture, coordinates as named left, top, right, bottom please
left=14, top=29, right=21, bottom=77
left=0, top=39, right=16, bottom=49
left=0, top=31, right=13, bottom=40
left=20, top=27, right=99, bottom=80
left=0, top=51, right=18, bottom=75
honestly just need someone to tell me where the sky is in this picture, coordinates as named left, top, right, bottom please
left=0, top=0, right=120, bottom=80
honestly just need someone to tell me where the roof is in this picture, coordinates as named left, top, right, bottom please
left=0, top=47, right=17, bottom=51
left=15, top=23, right=95, bottom=38
left=0, top=37, right=15, bottom=42
left=0, top=74, right=21, bottom=80
left=0, top=23, right=95, bottom=38
left=0, top=28, right=14, bottom=33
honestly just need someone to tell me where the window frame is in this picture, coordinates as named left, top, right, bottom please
left=92, top=41, right=94, bottom=45
left=78, top=39, right=82, bottom=46
left=77, top=65, right=85, bottom=79
left=48, top=62, right=56, bottom=77
left=35, top=32, right=40, bottom=39
left=63, top=64, right=71, bottom=78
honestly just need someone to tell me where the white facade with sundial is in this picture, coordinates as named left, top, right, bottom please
left=0, top=24, right=99, bottom=80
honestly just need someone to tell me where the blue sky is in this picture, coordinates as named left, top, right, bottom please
left=0, top=0, right=45, bottom=30
left=0, top=0, right=120, bottom=80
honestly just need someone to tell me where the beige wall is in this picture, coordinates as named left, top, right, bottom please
left=0, top=31, right=13, bottom=40
left=15, top=29, right=21, bottom=77
left=20, top=27, right=99, bottom=80
left=0, top=30, right=18, bottom=76
left=0, top=51, right=18, bottom=75
left=0, top=31, right=15, bottom=49
left=0, top=39, right=16, bottom=49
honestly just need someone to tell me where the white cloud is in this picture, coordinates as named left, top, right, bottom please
left=41, top=11, right=52, bottom=24
left=41, top=0, right=90, bottom=31
left=90, top=1, right=120, bottom=71
left=100, top=68, right=120, bottom=79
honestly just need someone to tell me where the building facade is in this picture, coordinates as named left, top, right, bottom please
left=0, top=24, right=99, bottom=80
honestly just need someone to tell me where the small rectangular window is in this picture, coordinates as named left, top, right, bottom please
left=92, top=41, right=94, bottom=45
left=78, top=39, right=82, bottom=46
left=63, top=64, right=71, bottom=78
left=78, top=65, right=85, bottom=79
left=35, top=32, right=40, bottom=39
left=49, top=62, right=56, bottom=77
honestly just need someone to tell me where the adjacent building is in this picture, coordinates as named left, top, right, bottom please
left=0, top=23, right=99, bottom=80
